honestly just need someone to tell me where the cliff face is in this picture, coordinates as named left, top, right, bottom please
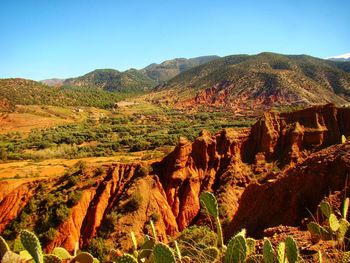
left=1, top=104, right=350, bottom=252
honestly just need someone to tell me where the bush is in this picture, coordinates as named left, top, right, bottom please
left=124, top=192, right=143, bottom=212
left=67, top=190, right=82, bottom=207
left=177, top=225, right=217, bottom=255
left=55, top=205, right=71, bottom=223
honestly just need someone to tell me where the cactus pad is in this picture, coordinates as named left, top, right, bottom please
left=153, top=243, right=176, bottom=263
left=337, top=218, right=350, bottom=242
left=285, top=236, right=298, bottom=263
left=329, top=213, right=340, bottom=232
left=307, top=222, right=331, bottom=240
left=319, top=201, right=332, bottom=218
left=0, top=236, right=10, bottom=260
left=200, top=191, right=219, bottom=217
left=44, top=254, right=62, bottom=263
left=225, top=234, right=247, bottom=263
left=116, top=254, right=138, bottom=263
left=20, top=230, right=44, bottom=263
left=276, top=242, right=285, bottom=263
left=2, top=251, right=22, bottom=263
left=246, top=238, right=256, bottom=256
left=263, top=238, right=275, bottom=263
left=52, top=247, right=72, bottom=260
left=73, top=252, right=94, bottom=263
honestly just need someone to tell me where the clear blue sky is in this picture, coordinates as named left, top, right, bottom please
left=1, top=0, right=349, bottom=80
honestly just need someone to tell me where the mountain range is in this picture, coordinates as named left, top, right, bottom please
left=41, top=56, right=219, bottom=91
left=3, top=52, right=350, bottom=112
left=154, top=52, right=350, bottom=111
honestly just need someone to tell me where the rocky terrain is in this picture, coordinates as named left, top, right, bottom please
left=1, top=104, right=349, bottom=261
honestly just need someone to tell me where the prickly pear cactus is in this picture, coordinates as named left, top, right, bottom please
left=246, top=238, right=256, bottom=256
left=116, top=254, right=138, bottom=263
left=337, top=218, right=350, bottom=242
left=52, top=247, right=72, bottom=260
left=203, top=246, right=220, bottom=262
left=224, top=234, right=247, bottom=263
left=329, top=213, right=340, bottom=232
left=263, top=238, right=275, bottom=263
left=20, top=229, right=44, bottom=263
left=0, top=236, right=10, bottom=260
left=2, top=251, right=22, bottom=263
left=307, top=222, right=331, bottom=240
left=343, top=198, right=349, bottom=219
left=44, top=254, right=62, bottom=263
left=200, top=191, right=219, bottom=217
left=285, top=236, right=298, bottom=263
left=138, top=239, right=154, bottom=260
left=319, top=201, right=332, bottom=218
left=73, top=252, right=94, bottom=263
left=153, top=243, right=176, bottom=263
left=19, top=250, right=32, bottom=261
left=276, top=242, right=285, bottom=263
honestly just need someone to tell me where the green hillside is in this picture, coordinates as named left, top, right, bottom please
left=157, top=52, right=350, bottom=107
left=63, top=68, right=156, bottom=92
left=0, top=78, right=140, bottom=109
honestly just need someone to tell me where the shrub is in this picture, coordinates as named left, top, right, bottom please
left=55, top=205, right=71, bottom=223
left=67, top=190, right=82, bottom=207
left=124, top=192, right=143, bottom=212
left=177, top=225, right=217, bottom=254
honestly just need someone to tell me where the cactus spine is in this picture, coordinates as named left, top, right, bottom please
left=200, top=191, right=224, bottom=248
left=52, top=247, right=72, bottom=260
left=20, top=230, right=44, bottom=263
left=153, top=243, right=176, bottom=263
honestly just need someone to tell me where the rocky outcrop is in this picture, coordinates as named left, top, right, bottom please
left=0, top=182, right=34, bottom=232
left=227, top=141, right=350, bottom=238
left=246, top=104, right=350, bottom=166
left=153, top=129, right=250, bottom=230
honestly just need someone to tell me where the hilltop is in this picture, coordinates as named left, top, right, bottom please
left=0, top=78, right=140, bottom=109
left=140, top=55, right=220, bottom=82
left=63, top=69, right=156, bottom=92
left=153, top=52, right=350, bottom=112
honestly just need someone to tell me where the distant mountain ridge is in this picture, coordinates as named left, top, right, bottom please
left=153, top=52, right=350, bottom=111
left=326, top=53, right=350, bottom=62
left=41, top=56, right=220, bottom=91
left=63, top=68, right=156, bottom=92
left=140, top=55, right=220, bottom=82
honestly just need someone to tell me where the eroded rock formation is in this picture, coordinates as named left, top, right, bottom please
left=0, top=104, right=350, bottom=252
